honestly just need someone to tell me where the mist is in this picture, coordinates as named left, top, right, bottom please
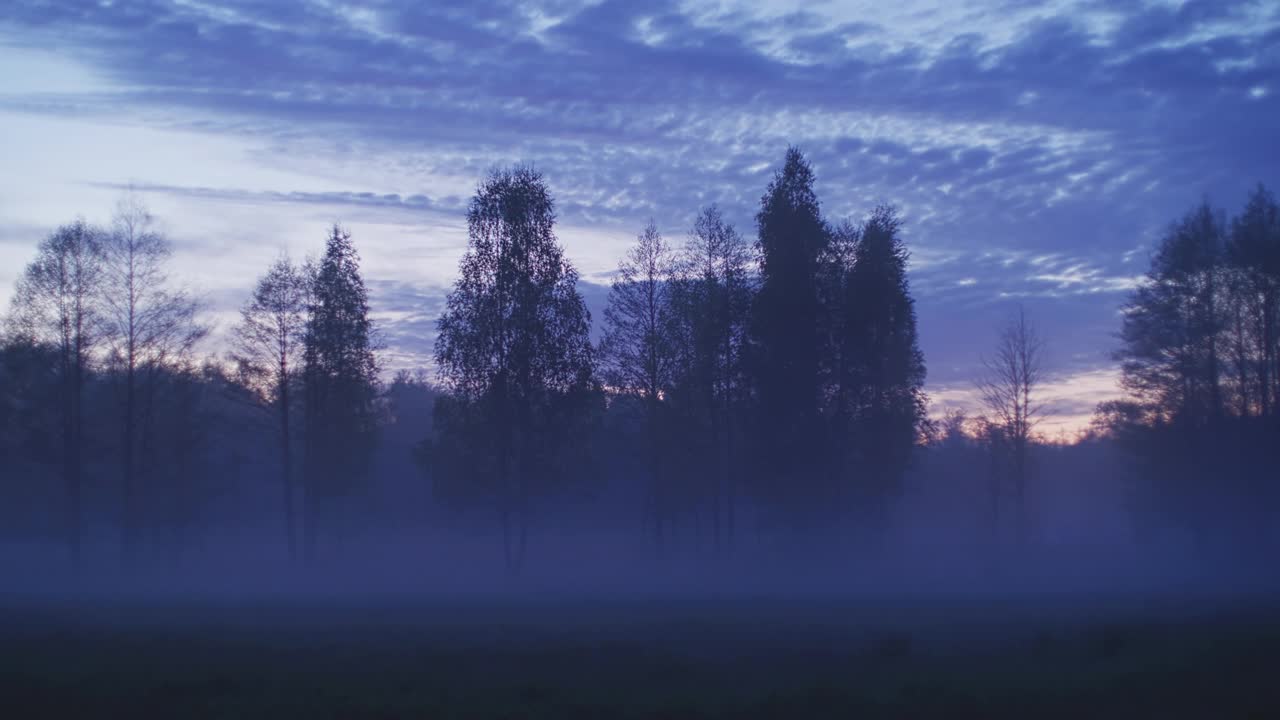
left=4, top=83, right=1279, bottom=720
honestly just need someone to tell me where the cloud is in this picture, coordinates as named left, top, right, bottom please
left=86, top=181, right=467, bottom=215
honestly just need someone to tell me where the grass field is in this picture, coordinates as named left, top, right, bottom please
left=2, top=592, right=1278, bottom=718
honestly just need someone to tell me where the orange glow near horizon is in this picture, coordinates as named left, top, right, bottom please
left=929, top=367, right=1123, bottom=443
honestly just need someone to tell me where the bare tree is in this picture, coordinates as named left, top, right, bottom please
left=977, top=306, right=1045, bottom=545
left=99, top=194, right=205, bottom=559
left=669, top=205, right=750, bottom=548
left=600, top=220, right=676, bottom=548
left=6, top=220, right=105, bottom=563
left=231, top=254, right=308, bottom=561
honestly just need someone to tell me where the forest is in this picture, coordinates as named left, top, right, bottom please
left=1, top=147, right=1278, bottom=591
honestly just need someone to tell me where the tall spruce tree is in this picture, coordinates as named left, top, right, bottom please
left=431, top=166, right=596, bottom=572
left=302, top=224, right=379, bottom=560
left=748, top=147, right=830, bottom=523
left=844, top=206, right=927, bottom=518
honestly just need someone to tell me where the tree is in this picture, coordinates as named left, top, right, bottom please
left=301, top=224, right=379, bottom=561
left=5, top=220, right=104, bottom=562
left=842, top=206, right=927, bottom=522
left=1118, top=202, right=1228, bottom=424
left=977, top=306, right=1045, bottom=545
left=600, top=220, right=677, bottom=547
left=0, top=339, right=61, bottom=538
left=1106, top=195, right=1278, bottom=549
left=432, top=166, right=596, bottom=572
left=231, top=254, right=308, bottom=561
left=748, top=146, right=830, bottom=524
left=145, top=360, right=215, bottom=561
left=938, top=408, right=972, bottom=448
left=1226, top=184, right=1280, bottom=418
left=819, top=217, right=858, bottom=435
left=382, top=369, right=439, bottom=514
left=669, top=205, right=751, bottom=547
left=99, top=195, right=205, bottom=560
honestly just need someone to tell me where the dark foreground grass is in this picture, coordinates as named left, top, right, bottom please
left=2, top=593, right=1278, bottom=718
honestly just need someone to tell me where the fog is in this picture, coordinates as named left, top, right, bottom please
left=4, top=147, right=1278, bottom=717
left=3, top=472, right=1273, bottom=608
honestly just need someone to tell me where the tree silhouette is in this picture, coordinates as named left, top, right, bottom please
left=1117, top=201, right=1226, bottom=424
left=748, top=147, right=830, bottom=525
left=0, top=339, right=61, bottom=536
left=978, top=306, right=1045, bottom=545
left=99, top=195, right=205, bottom=561
left=669, top=205, right=751, bottom=547
left=819, top=217, right=858, bottom=481
left=600, top=220, right=677, bottom=548
left=1106, top=192, right=1280, bottom=549
left=5, top=220, right=104, bottom=562
left=232, top=254, right=308, bottom=561
left=302, top=224, right=379, bottom=561
left=1226, top=184, right=1280, bottom=418
left=432, top=166, right=596, bottom=571
left=843, top=206, right=927, bottom=524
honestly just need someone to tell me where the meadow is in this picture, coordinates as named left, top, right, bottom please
left=3, top=590, right=1277, bottom=718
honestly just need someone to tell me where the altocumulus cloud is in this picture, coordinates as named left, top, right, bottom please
left=1, top=0, right=1277, bottom=430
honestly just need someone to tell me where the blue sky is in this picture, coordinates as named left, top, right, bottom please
left=2, top=0, right=1277, bottom=435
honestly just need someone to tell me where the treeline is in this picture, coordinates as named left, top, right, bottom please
left=1, top=206, right=381, bottom=564
left=2, top=149, right=1277, bottom=571
left=423, top=151, right=926, bottom=570
left=938, top=185, right=1280, bottom=557
left=1096, top=185, right=1280, bottom=556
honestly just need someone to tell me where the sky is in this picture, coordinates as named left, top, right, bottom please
left=1, top=0, right=1277, bottom=437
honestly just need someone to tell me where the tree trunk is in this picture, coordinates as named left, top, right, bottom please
left=64, top=350, right=82, bottom=565
left=646, top=397, right=664, bottom=555
left=280, top=379, right=296, bottom=562
left=302, top=368, right=318, bottom=565
left=1263, top=294, right=1276, bottom=417
left=1014, top=438, right=1027, bottom=547
left=139, top=369, right=158, bottom=559
left=988, top=439, right=1001, bottom=547
left=122, top=361, right=136, bottom=562
left=1234, top=303, right=1250, bottom=416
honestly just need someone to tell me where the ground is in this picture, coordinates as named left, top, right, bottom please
left=2, top=592, right=1277, bottom=718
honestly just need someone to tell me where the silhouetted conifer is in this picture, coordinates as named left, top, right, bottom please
left=302, top=224, right=379, bottom=560
left=747, top=147, right=830, bottom=525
